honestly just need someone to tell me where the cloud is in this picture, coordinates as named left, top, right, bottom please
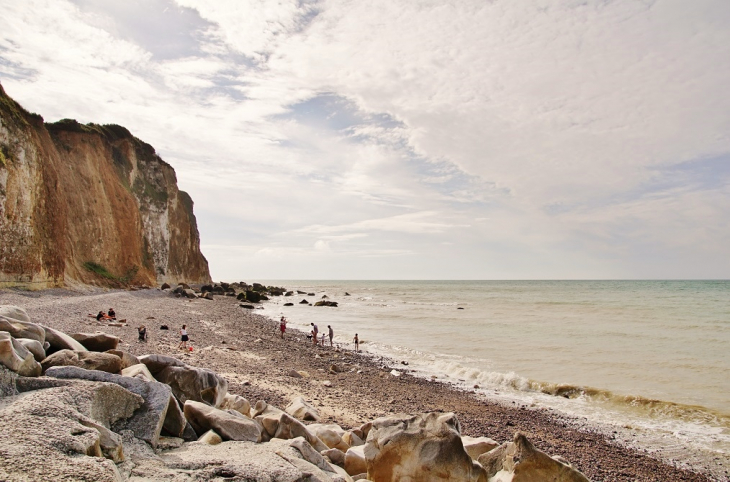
left=1, top=0, right=729, bottom=279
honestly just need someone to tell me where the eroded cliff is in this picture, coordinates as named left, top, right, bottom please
left=0, top=84, right=211, bottom=288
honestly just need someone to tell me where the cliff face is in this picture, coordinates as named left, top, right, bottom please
left=0, top=84, right=211, bottom=288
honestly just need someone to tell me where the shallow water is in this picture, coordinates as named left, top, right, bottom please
left=255, top=280, right=730, bottom=468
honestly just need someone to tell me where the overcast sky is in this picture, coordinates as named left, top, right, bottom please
left=1, top=0, right=729, bottom=280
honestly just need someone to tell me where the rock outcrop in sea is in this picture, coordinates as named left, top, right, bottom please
left=0, top=84, right=210, bottom=288
left=0, top=303, right=592, bottom=481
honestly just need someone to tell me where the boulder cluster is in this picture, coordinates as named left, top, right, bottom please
left=0, top=304, right=591, bottom=481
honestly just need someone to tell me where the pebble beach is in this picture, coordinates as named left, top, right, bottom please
left=0, top=286, right=723, bottom=482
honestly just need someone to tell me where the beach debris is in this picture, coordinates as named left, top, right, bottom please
left=283, top=303, right=294, bottom=306
left=299, top=299, right=309, bottom=304
left=314, top=300, right=339, bottom=307
left=322, top=380, right=333, bottom=387
left=160, top=325, right=169, bottom=329
left=390, top=369, right=401, bottom=377
left=287, top=369, right=303, bottom=378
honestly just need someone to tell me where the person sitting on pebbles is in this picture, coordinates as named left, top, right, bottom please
left=108, top=308, right=116, bottom=320
left=138, top=325, right=147, bottom=342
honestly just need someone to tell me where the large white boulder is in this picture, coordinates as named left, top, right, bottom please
left=184, top=400, right=263, bottom=442
left=71, top=332, right=119, bottom=352
left=42, top=325, right=87, bottom=352
left=0, top=332, right=42, bottom=376
left=477, top=432, right=591, bottom=482
left=364, top=412, right=487, bottom=482
left=0, top=314, right=45, bottom=343
left=45, top=366, right=173, bottom=448
left=138, top=354, right=228, bottom=408
left=41, top=350, right=122, bottom=374
left=0, top=382, right=141, bottom=481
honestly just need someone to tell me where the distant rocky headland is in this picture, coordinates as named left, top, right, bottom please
left=0, top=84, right=210, bottom=289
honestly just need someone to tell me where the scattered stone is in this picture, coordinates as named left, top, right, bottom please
left=41, top=325, right=87, bottom=353
left=16, top=338, right=46, bottom=362
left=197, top=429, right=223, bottom=445
left=461, top=435, right=499, bottom=461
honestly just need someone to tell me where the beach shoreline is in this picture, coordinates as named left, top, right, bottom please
left=0, top=286, right=724, bottom=481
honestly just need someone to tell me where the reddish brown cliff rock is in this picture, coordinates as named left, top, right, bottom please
left=0, top=84, right=210, bottom=288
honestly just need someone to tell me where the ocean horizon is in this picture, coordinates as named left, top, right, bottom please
left=246, top=279, right=729, bottom=465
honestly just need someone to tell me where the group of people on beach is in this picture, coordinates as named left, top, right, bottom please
left=278, top=316, right=359, bottom=351
left=90, top=308, right=116, bottom=321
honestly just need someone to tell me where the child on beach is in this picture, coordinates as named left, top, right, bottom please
left=279, top=316, right=287, bottom=339
left=178, top=324, right=189, bottom=349
left=138, top=325, right=147, bottom=342
left=353, top=333, right=359, bottom=352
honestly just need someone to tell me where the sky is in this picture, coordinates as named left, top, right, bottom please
left=1, top=0, right=729, bottom=280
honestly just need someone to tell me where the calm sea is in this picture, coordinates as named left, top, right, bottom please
left=255, top=280, right=729, bottom=469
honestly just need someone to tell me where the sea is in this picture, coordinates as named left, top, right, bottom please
left=255, top=280, right=729, bottom=475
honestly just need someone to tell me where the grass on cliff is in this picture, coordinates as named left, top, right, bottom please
left=83, top=262, right=139, bottom=285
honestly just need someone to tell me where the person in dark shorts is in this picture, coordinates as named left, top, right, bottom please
left=178, top=324, right=189, bottom=349
left=353, top=333, right=359, bottom=352
left=327, top=325, right=334, bottom=347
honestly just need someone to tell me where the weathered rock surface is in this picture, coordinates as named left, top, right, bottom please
left=477, top=432, right=591, bottom=482
left=184, top=400, right=263, bottom=442
left=0, top=382, right=141, bottom=481
left=122, top=363, right=155, bottom=382
left=308, top=423, right=350, bottom=452
left=106, top=349, right=140, bottom=369
left=71, top=332, right=120, bottom=351
left=139, top=353, right=228, bottom=407
left=364, top=412, right=487, bottom=482
left=220, top=392, right=251, bottom=417
left=0, top=85, right=211, bottom=288
left=45, top=366, right=173, bottom=448
left=41, top=349, right=122, bottom=373
left=286, top=395, right=321, bottom=422
left=344, top=445, right=368, bottom=477
left=462, top=435, right=499, bottom=461
left=0, top=314, right=46, bottom=343
left=16, top=337, right=46, bottom=362
left=42, top=325, right=88, bottom=352
left=197, top=429, right=223, bottom=445
left=0, top=305, right=31, bottom=322
left=0, top=332, right=42, bottom=376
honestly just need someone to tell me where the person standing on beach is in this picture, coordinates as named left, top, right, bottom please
left=279, top=316, right=287, bottom=339
left=353, top=333, right=359, bottom=352
left=327, top=325, right=334, bottom=347
left=311, top=323, right=319, bottom=346
left=178, top=324, right=189, bottom=350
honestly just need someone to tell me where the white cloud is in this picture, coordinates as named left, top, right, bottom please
left=1, top=0, right=728, bottom=279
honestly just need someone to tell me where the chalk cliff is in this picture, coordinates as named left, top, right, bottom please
left=0, top=84, right=211, bottom=288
